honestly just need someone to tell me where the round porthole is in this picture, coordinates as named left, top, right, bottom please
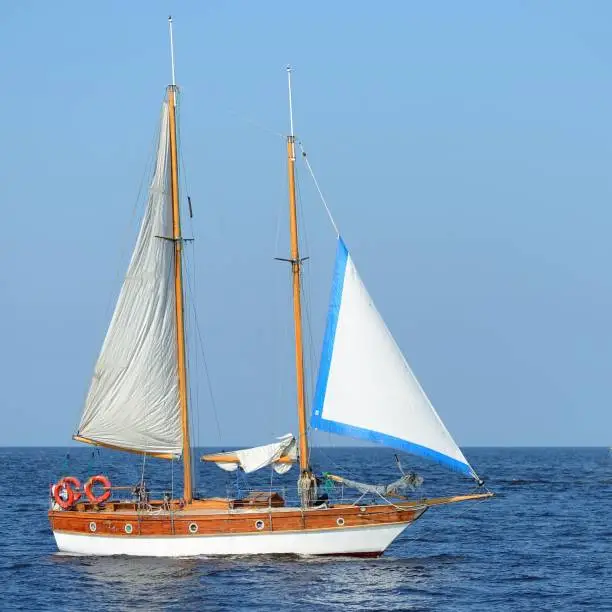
left=89, top=521, right=97, bottom=532
left=255, top=520, right=265, bottom=531
left=360, top=506, right=366, bottom=513
left=189, top=522, right=198, bottom=534
left=336, top=517, right=345, bottom=526
left=124, top=523, right=133, bottom=534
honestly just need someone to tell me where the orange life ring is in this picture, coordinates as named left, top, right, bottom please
left=84, top=475, right=112, bottom=504
left=53, top=476, right=82, bottom=510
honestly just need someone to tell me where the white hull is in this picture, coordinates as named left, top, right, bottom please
left=54, top=522, right=410, bottom=557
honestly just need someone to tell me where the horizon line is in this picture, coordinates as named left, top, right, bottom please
left=0, top=444, right=609, bottom=449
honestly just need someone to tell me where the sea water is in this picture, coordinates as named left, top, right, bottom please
left=1, top=447, right=610, bottom=611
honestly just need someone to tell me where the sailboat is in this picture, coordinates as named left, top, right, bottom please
left=48, top=19, right=492, bottom=557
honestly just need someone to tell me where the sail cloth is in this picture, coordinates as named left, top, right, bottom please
left=75, top=102, right=183, bottom=457
left=202, top=434, right=297, bottom=474
left=311, top=238, right=479, bottom=480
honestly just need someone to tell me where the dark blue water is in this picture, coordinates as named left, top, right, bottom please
left=1, top=447, right=610, bottom=611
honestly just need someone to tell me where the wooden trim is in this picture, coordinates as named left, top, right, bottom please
left=72, top=435, right=176, bottom=460
left=418, top=492, right=494, bottom=507
left=286, top=134, right=309, bottom=477
left=49, top=502, right=425, bottom=539
left=387, top=492, right=493, bottom=509
left=201, top=454, right=295, bottom=464
left=52, top=519, right=416, bottom=539
left=167, top=85, right=192, bottom=503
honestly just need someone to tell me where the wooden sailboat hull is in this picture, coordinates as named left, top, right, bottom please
left=49, top=503, right=427, bottom=558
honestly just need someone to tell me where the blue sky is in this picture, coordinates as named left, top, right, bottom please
left=2, top=2, right=611, bottom=447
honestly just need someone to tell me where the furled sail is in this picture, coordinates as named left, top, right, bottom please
left=311, top=238, right=479, bottom=480
left=74, top=102, right=182, bottom=457
left=201, top=434, right=297, bottom=474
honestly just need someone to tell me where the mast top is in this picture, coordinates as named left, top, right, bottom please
left=286, top=65, right=295, bottom=138
left=168, top=15, right=176, bottom=87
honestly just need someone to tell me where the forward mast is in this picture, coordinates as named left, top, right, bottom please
left=167, top=16, right=192, bottom=503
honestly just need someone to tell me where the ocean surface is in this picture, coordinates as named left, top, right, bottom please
left=1, top=447, right=610, bottom=611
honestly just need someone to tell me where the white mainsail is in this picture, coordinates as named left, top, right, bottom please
left=202, top=434, right=297, bottom=474
left=312, top=238, right=478, bottom=479
left=75, top=102, right=182, bottom=457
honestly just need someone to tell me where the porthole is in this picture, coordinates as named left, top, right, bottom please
left=336, top=517, right=345, bottom=526
left=255, top=520, right=265, bottom=531
left=189, top=522, right=198, bottom=534
left=359, top=507, right=366, bottom=513
left=89, top=521, right=97, bottom=532
left=124, top=523, right=133, bottom=534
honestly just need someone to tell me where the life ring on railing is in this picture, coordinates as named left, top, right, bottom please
left=84, top=475, right=112, bottom=504
left=53, top=476, right=82, bottom=510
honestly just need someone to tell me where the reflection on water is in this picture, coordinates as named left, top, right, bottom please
left=53, top=554, right=200, bottom=601
left=48, top=549, right=467, bottom=611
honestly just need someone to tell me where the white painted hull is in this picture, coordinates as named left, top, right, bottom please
left=54, top=521, right=411, bottom=557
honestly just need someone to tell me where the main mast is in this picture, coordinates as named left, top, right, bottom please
left=167, top=17, right=192, bottom=503
left=285, top=67, right=313, bottom=506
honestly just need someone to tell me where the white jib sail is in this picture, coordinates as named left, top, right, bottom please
left=76, top=102, right=182, bottom=456
left=205, top=434, right=297, bottom=474
left=312, top=238, right=478, bottom=479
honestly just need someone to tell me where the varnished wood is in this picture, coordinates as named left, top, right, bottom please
left=49, top=491, right=492, bottom=541
left=72, top=498, right=232, bottom=513
left=49, top=501, right=425, bottom=539
left=286, top=135, right=309, bottom=477
left=200, top=453, right=295, bottom=465
left=185, top=498, right=233, bottom=509
left=231, top=491, right=285, bottom=508
left=72, top=435, right=175, bottom=460
left=167, top=85, right=192, bottom=503
left=417, top=492, right=494, bottom=507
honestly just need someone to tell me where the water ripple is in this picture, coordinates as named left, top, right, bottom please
left=1, top=447, right=611, bottom=611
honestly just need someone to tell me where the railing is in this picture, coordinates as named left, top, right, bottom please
left=50, top=479, right=377, bottom=512
left=223, top=483, right=369, bottom=509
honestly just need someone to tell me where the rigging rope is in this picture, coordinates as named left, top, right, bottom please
left=186, top=269, right=200, bottom=488
left=175, top=91, right=202, bottom=490
left=293, top=157, right=324, bottom=470
left=271, top=141, right=293, bottom=439
left=140, top=451, right=147, bottom=489
left=297, top=141, right=340, bottom=237
left=224, top=107, right=285, bottom=141
left=294, top=162, right=316, bottom=418
left=294, top=141, right=355, bottom=472
left=182, top=248, right=223, bottom=444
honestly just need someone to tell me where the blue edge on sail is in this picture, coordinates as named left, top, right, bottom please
left=311, top=237, right=475, bottom=479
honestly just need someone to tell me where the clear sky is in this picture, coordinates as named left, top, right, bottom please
left=2, top=1, right=611, bottom=447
